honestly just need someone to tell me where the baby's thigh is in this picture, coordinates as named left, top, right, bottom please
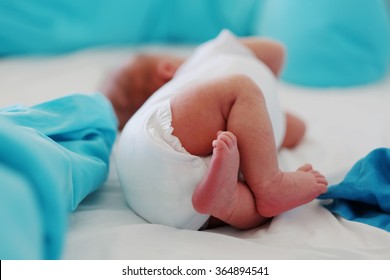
left=170, top=76, right=244, bottom=155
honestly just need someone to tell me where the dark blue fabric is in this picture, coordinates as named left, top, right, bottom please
left=0, top=94, right=117, bottom=259
left=319, top=148, right=390, bottom=232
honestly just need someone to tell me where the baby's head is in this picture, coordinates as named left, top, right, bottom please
left=104, top=53, right=184, bottom=129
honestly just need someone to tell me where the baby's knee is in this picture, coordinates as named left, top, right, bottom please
left=226, top=73, right=262, bottom=92
left=229, top=74, right=265, bottom=102
left=229, top=74, right=257, bottom=88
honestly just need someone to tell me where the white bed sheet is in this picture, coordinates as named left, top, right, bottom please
left=1, top=47, right=390, bottom=259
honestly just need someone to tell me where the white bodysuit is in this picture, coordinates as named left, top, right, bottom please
left=116, top=30, right=286, bottom=230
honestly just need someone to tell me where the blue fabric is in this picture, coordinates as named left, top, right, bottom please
left=259, top=0, right=390, bottom=87
left=0, top=94, right=117, bottom=259
left=2, top=0, right=389, bottom=87
left=319, top=148, right=390, bottom=232
left=0, top=0, right=261, bottom=56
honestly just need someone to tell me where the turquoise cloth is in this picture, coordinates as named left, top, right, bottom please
left=0, top=94, right=117, bottom=259
left=0, top=0, right=261, bottom=56
left=2, top=0, right=389, bottom=87
left=319, top=148, right=390, bottom=232
left=259, top=0, right=390, bottom=87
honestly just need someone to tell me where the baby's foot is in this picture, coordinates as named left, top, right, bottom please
left=192, top=131, right=240, bottom=218
left=255, top=164, right=328, bottom=217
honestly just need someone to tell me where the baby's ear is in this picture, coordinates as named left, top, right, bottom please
left=156, top=60, right=177, bottom=81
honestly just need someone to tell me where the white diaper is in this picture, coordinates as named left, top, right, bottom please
left=116, top=100, right=211, bottom=230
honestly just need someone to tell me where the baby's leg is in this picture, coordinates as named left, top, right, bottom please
left=281, top=112, right=306, bottom=149
left=171, top=74, right=327, bottom=222
left=192, top=131, right=268, bottom=229
left=224, top=86, right=327, bottom=217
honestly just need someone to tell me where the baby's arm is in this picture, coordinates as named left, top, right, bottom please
left=239, top=38, right=285, bottom=77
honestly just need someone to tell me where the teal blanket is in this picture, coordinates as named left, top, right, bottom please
left=319, top=148, right=390, bottom=232
left=0, top=94, right=117, bottom=259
